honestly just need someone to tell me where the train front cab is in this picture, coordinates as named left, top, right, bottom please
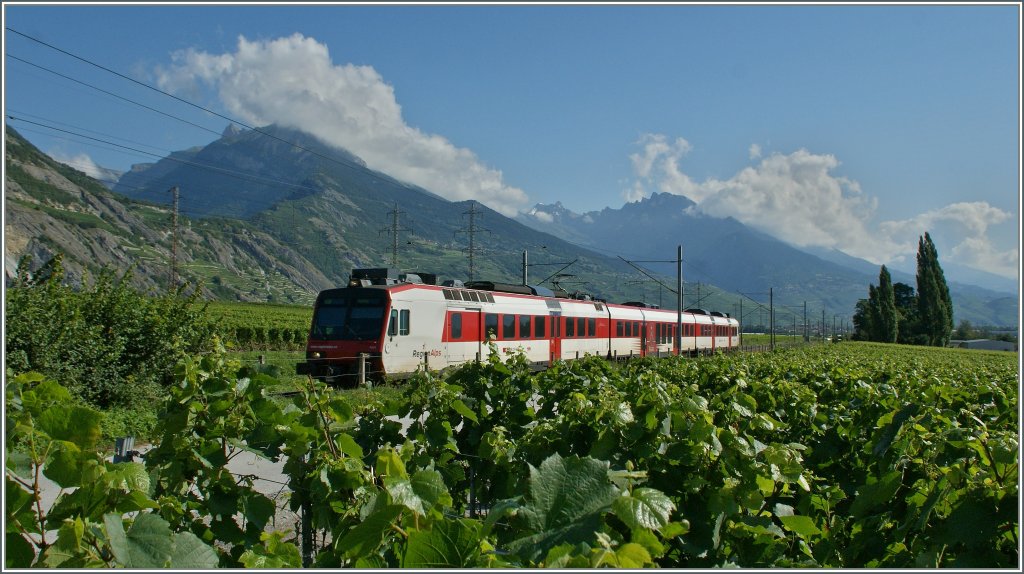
left=297, top=287, right=390, bottom=385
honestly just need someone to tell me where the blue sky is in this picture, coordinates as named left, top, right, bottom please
left=3, top=3, right=1020, bottom=283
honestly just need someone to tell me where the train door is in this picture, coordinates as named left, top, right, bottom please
left=445, top=308, right=481, bottom=367
left=384, top=304, right=419, bottom=375
left=549, top=313, right=561, bottom=364
left=644, top=321, right=657, bottom=356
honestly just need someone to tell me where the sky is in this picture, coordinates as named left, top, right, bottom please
left=3, top=2, right=1021, bottom=284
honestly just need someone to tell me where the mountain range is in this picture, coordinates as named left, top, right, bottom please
left=4, top=124, right=1018, bottom=328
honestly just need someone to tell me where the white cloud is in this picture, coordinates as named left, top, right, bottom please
left=626, top=133, right=1019, bottom=279
left=155, top=33, right=528, bottom=216
left=624, top=134, right=706, bottom=202
left=878, top=203, right=1017, bottom=278
left=48, top=151, right=105, bottom=181
left=529, top=209, right=554, bottom=224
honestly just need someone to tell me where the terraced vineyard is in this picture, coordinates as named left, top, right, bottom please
left=7, top=342, right=1017, bottom=567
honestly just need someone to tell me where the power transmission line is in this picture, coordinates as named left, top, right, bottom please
left=7, top=116, right=327, bottom=197
left=6, top=27, right=378, bottom=176
left=6, top=54, right=224, bottom=138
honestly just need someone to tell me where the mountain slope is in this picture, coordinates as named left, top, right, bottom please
left=6, top=126, right=332, bottom=300
left=6, top=125, right=651, bottom=307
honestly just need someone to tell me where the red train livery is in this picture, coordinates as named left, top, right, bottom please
left=297, top=268, right=739, bottom=385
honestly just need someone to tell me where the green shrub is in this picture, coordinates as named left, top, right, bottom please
left=100, top=405, right=160, bottom=444
left=4, top=254, right=216, bottom=410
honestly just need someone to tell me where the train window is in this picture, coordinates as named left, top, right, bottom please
left=399, top=310, right=410, bottom=336
left=519, top=315, right=532, bottom=339
left=486, top=293, right=495, bottom=303
left=485, top=313, right=499, bottom=339
left=451, top=313, right=463, bottom=339
left=534, top=316, right=546, bottom=338
left=388, top=309, right=398, bottom=336
left=502, top=314, right=516, bottom=339
left=588, top=318, right=595, bottom=338
left=576, top=317, right=585, bottom=337
left=443, top=289, right=453, bottom=300
left=565, top=317, right=575, bottom=337
left=616, top=321, right=624, bottom=337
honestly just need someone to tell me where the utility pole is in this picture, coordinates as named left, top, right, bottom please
left=769, top=287, right=775, bottom=351
left=522, top=250, right=528, bottom=285
left=676, top=245, right=682, bottom=355
left=798, top=302, right=806, bottom=341
left=168, top=186, right=179, bottom=290
left=380, top=202, right=411, bottom=267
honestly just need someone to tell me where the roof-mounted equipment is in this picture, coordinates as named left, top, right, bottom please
left=350, top=268, right=400, bottom=287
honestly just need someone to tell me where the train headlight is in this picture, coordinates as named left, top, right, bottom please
left=312, top=352, right=321, bottom=359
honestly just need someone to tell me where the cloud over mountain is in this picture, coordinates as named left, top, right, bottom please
left=625, top=133, right=1017, bottom=279
left=154, top=33, right=528, bottom=216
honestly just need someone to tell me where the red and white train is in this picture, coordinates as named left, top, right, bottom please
left=297, top=268, right=740, bottom=385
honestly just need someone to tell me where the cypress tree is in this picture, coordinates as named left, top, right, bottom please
left=876, top=265, right=898, bottom=343
left=916, top=232, right=954, bottom=346
left=867, top=284, right=882, bottom=341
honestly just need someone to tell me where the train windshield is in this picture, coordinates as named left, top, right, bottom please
left=310, top=290, right=387, bottom=341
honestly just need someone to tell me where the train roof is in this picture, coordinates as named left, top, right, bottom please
left=342, top=268, right=737, bottom=322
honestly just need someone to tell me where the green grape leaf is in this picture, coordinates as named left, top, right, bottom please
left=402, top=517, right=481, bottom=567
left=43, top=441, right=85, bottom=489
left=505, top=454, right=619, bottom=562
left=336, top=432, right=364, bottom=459
left=779, top=514, right=821, bottom=538
left=169, top=531, right=220, bottom=569
left=614, top=542, right=653, bottom=567
left=337, top=504, right=404, bottom=559
left=386, top=469, right=452, bottom=517
left=105, top=512, right=174, bottom=568
left=451, top=399, right=479, bottom=423
left=37, top=406, right=102, bottom=450
left=612, top=488, right=675, bottom=531
left=5, top=532, right=36, bottom=568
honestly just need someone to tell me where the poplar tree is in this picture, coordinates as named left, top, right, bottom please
left=916, top=232, right=954, bottom=347
left=876, top=265, right=899, bottom=343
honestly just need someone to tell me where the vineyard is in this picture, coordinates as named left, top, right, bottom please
left=206, top=301, right=311, bottom=349
left=5, top=342, right=1019, bottom=568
